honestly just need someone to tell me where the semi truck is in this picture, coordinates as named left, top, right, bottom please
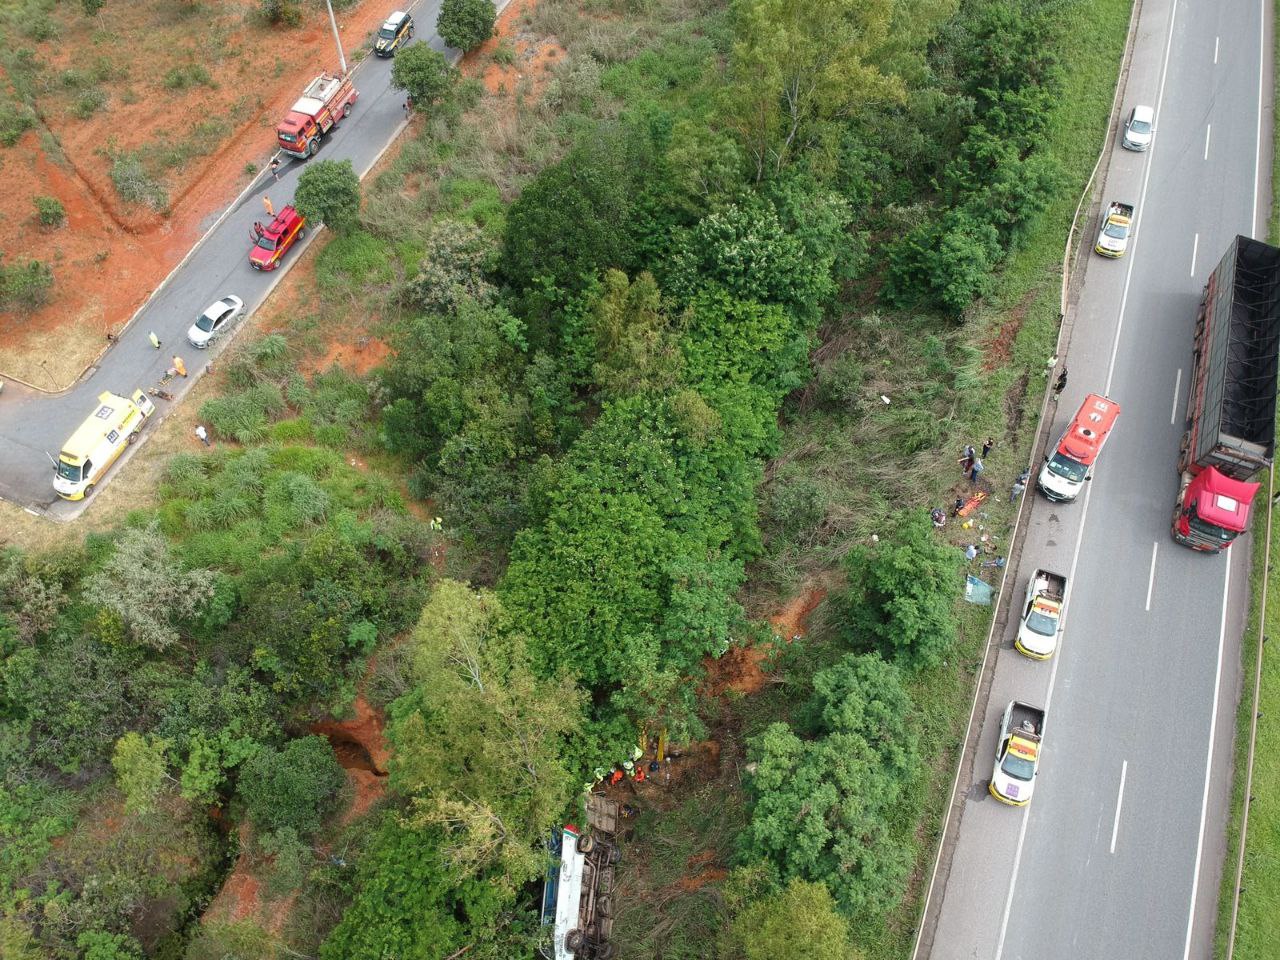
left=1094, top=201, right=1135, bottom=258
left=277, top=72, right=358, bottom=159
left=1038, top=393, right=1121, bottom=502
left=53, top=390, right=155, bottom=500
left=989, top=700, right=1045, bottom=807
left=1014, top=568, right=1068, bottom=660
left=1172, top=235, right=1280, bottom=552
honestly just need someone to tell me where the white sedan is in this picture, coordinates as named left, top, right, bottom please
left=187, top=295, right=244, bottom=348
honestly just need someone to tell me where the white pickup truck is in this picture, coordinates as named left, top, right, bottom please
left=1014, top=568, right=1067, bottom=660
left=1094, top=201, right=1135, bottom=258
left=990, top=700, right=1046, bottom=806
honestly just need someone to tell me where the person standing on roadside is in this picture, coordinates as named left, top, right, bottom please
left=262, top=195, right=274, bottom=219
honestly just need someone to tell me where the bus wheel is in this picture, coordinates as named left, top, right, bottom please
left=127, top=430, right=139, bottom=445
left=565, top=930, right=584, bottom=951
left=594, top=943, right=617, bottom=960
left=84, top=484, right=95, bottom=498
left=575, top=833, right=595, bottom=855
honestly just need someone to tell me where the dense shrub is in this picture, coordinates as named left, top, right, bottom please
left=237, top=736, right=345, bottom=837
left=436, top=0, right=496, bottom=51
left=835, top=510, right=962, bottom=669
left=0, top=258, right=54, bottom=311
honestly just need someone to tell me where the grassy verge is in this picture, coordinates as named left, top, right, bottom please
left=1215, top=5, right=1280, bottom=954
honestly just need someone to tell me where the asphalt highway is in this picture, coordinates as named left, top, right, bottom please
left=0, top=0, right=466, bottom=519
left=924, top=0, right=1268, bottom=958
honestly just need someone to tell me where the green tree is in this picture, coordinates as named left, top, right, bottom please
left=111, top=732, right=171, bottom=815
left=390, top=44, right=458, bottom=111
left=740, top=722, right=912, bottom=917
left=723, top=0, right=903, bottom=180
left=320, top=819, right=478, bottom=960
left=588, top=270, right=682, bottom=400
left=237, top=735, right=345, bottom=837
left=83, top=523, right=214, bottom=652
left=294, top=158, right=362, bottom=234
left=500, top=133, right=637, bottom=295
left=76, top=931, right=143, bottom=960
left=665, top=188, right=848, bottom=326
left=389, top=581, right=584, bottom=889
left=720, top=879, right=859, bottom=960
left=836, top=510, right=962, bottom=668
left=437, top=0, right=496, bottom=51
left=402, top=219, right=498, bottom=315
left=802, top=653, right=919, bottom=786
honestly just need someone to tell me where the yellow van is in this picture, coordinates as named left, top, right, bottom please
left=53, top=390, right=155, bottom=500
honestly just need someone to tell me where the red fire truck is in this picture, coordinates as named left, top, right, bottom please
left=277, top=72, right=358, bottom=159
left=1037, top=394, right=1121, bottom=502
left=249, top=206, right=306, bottom=271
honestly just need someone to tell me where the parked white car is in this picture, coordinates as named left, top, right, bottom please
left=187, top=295, right=244, bottom=348
left=1122, top=104, right=1154, bottom=150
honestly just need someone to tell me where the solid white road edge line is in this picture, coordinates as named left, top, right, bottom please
left=996, top=2, right=1184, bottom=955
left=1182, top=559, right=1231, bottom=960
left=1191, top=232, right=1199, bottom=275
left=1205, top=124, right=1212, bottom=161
left=1172, top=368, right=1183, bottom=424
left=1110, top=759, right=1129, bottom=853
left=1145, top=541, right=1159, bottom=611
left=1215, top=36, right=1219, bottom=64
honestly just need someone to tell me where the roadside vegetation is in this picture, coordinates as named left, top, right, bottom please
left=1215, top=6, right=1280, bottom=955
left=0, top=0, right=1138, bottom=958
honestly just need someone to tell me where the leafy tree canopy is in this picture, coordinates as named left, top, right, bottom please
left=836, top=510, right=962, bottom=669
left=294, top=158, right=362, bottom=233
left=437, top=0, right=496, bottom=51
left=237, top=735, right=345, bottom=838
left=719, top=879, right=861, bottom=960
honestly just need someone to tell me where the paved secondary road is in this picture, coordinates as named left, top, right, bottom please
left=0, top=0, right=470, bottom=520
left=923, top=0, right=1268, bottom=958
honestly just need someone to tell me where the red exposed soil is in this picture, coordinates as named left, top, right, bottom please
left=981, top=289, right=1037, bottom=372
left=303, top=334, right=391, bottom=377
left=768, top=584, right=828, bottom=641
left=703, top=643, right=772, bottom=697
left=469, top=0, right=565, bottom=99
left=311, top=694, right=391, bottom=774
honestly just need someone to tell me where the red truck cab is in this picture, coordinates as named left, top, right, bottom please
left=249, top=206, right=306, bottom=271
left=1172, top=466, right=1260, bottom=551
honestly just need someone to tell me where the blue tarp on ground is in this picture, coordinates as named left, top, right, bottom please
left=964, top=575, right=994, bottom=605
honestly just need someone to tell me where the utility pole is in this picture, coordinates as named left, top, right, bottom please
left=324, top=0, right=347, bottom=74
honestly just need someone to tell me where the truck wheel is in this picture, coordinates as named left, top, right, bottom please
left=343, top=102, right=352, bottom=118
left=298, top=227, right=306, bottom=240
left=308, top=138, right=318, bottom=157
left=565, top=930, right=584, bottom=951
left=576, top=834, right=595, bottom=855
